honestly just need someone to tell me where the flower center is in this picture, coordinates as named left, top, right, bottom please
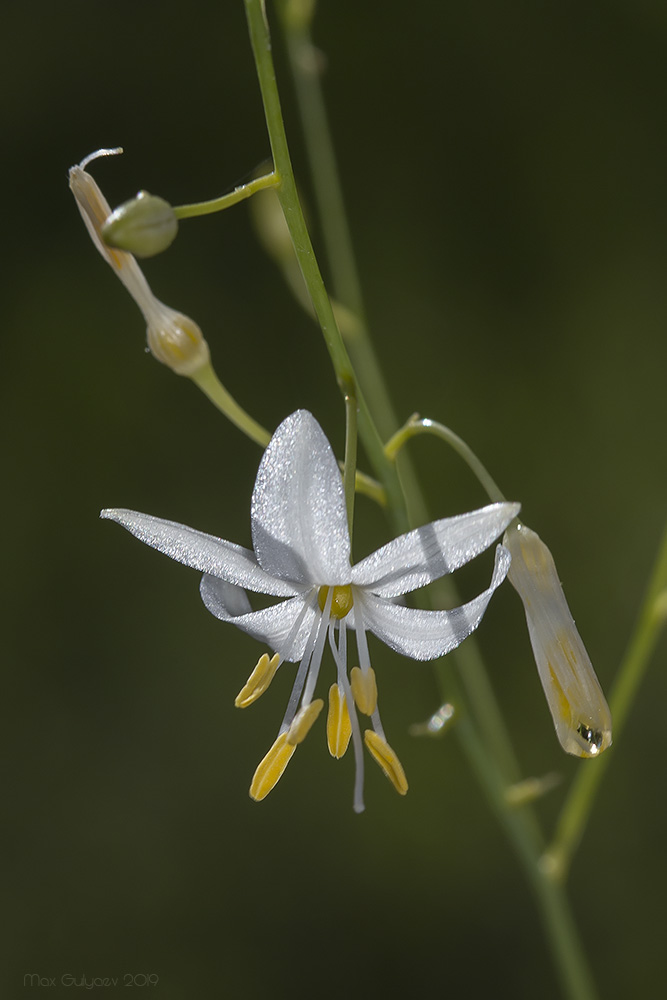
left=317, top=584, right=353, bottom=619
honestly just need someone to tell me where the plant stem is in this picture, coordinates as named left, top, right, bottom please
left=343, top=391, right=358, bottom=541
left=190, top=362, right=271, bottom=446
left=456, top=710, right=599, bottom=1000
left=385, top=415, right=506, bottom=504
left=173, top=172, right=279, bottom=219
left=545, top=519, right=667, bottom=880
left=244, top=0, right=408, bottom=529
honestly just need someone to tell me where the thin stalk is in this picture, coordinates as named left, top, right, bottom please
left=276, top=0, right=397, bottom=440
left=386, top=415, right=506, bottom=504
left=343, top=392, right=358, bottom=541
left=456, top=710, right=599, bottom=1000
left=173, top=172, right=279, bottom=219
left=190, top=362, right=271, bottom=446
left=545, top=520, right=667, bottom=879
left=244, top=0, right=408, bottom=528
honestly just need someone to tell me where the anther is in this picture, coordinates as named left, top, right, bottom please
left=249, top=733, right=296, bottom=802
left=364, top=730, right=408, bottom=796
left=350, top=666, right=378, bottom=716
left=327, top=683, right=352, bottom=758
left=235, top=653, right=280, bottom=708
left=287, top=699, right=324, bottom=745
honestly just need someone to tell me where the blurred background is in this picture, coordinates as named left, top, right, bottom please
left=5, top=0, right=667, bottom=996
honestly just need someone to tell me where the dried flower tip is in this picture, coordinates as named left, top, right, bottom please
left=504, top=522, right=612, bottom=758
left=102, top=191, right=178, bottom=258
left=70, top=150, right=209, bottom=377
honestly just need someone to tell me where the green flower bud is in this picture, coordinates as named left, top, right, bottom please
left=101, top=191, right=178, bottom=258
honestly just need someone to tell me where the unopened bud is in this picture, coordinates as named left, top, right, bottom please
left=102, top=191, right=178, bottom=258
left=146, top=305, right=210, bottom=376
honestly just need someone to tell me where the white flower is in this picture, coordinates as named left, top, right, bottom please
left=102, top=410, right=519, bottom=811
left=504, top=522, right=612, bottom=757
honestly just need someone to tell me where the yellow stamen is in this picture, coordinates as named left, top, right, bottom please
left=317, top=584, right=354, bottom=619
left=235, top=653, right=280, bottom=708
left=327, top=683, right=352, bottom=758
left=249, top=732, right=296, bottom=801
left=350, top=666, right=378, bottom=716
left=287, top=699, right=324, bottom=745
left=364, top=730, right=408, bottom=796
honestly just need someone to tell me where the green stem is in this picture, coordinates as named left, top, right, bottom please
left=545, top=519, right=667, bottom=880
left=385, top=414, right=506, bottom=504
left=173, top=172, right=279, bottom=219
left=343, top=392, right=358, bottom=541
left=244, top=0, right=408, bottom=528
left=275, top=0, right=397, bottom=441
left=456, top=710, right=599, bottom=1000
left=190, top=362, right=271, bottom=447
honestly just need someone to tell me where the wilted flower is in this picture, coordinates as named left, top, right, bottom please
left=69, top=149, right=208, bottom=376
left=504, top=522, right=612, bottom=758
left=102, top=410, right=519, bottom=811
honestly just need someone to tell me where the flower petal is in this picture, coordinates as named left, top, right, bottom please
left=251, top=410, right=352, bottom=586
left=351, top=502, right=519, bottom=597
left=358, top=544, right=512, bottom=660
left=199, top=577, right=318, bottom=662
left=101, top=509, right=300, bottom=597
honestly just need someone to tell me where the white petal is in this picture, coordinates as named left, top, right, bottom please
left=358, top=544, right=512, bottom=660
left=200, top=577, right=317, bottom=661
left=101, top=509, right=300, bottom=597
left=351, top=502, right=519, bottom=597
left=251, top=410, right=352, bottom=585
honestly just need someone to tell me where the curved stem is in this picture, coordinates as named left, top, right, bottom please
left=190, top=362, right=271, bottom=446
left=385, top=414, right=506, bottom=504
left=173, top=172, right=279, bottom=219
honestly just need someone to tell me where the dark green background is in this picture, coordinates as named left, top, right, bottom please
left=5, top=1, right=667, bottom=997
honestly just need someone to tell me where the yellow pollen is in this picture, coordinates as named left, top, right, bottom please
left=364, top=730, right=408, bottom=796
left=235, top=653, right=280, bottom=708
left=350, top=666, right=378, bottom=716
left=287, top=699, right=324, bottom=745
left=249, top=732, right=296, bottom=802
left=327, top=683, right=352, bottom=758
left=318, top=584, right=354, bottom=619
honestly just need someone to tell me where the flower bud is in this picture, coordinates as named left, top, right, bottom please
left=146, top=304, right=210, bottom=376
left=504, top=522, right=612, bottom=758
left=102, top=191, right=178, bottom=258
